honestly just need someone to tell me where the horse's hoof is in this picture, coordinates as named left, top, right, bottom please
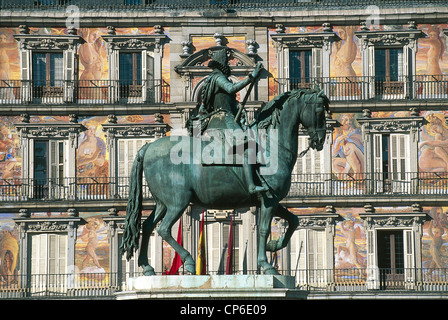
left=263, top=266, right=279, bottom=275
left=142, top=265, right=155, bottom=276
left=184, top=257, right=196, bottom=275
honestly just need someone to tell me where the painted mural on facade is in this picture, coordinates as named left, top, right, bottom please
left=422, top=207, right=448, bottom=276
left=0, top=23, right=448, bottom=282
left=75, top=215, right=109, bottom=277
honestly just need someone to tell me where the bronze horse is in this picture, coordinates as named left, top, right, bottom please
left=120, top=88, right=329, bottom=276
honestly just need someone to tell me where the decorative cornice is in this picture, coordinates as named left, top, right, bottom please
left=355, top=29, right=425, bottom=47
left=102, top=34, right=168, bottom=51
left=14, top=34, right=84, bottom=51
left=359, top=212, right=429, bottom=228
left=102, top=122, right=169, bottom=138
left=15, top=122, right=85, bottom=138
left=14, top=217, right=84, bottom=232
left=296, top=213, right=342, bottom=228
left=271, top=32, right=341, bottom=49
left=357, top=116, right=424, bottom=133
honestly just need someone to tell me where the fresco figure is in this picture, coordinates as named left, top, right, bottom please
left=0, top=32, right=17, bottom=99
left=337, top=219, right=365, bottom=277
left=78, top=29, right=104, bottom=99
left=419, top=113, right=448, bottom=172
left=0, top=124, right=18, bottom=180
left=332, top=114, right=364, bottom=179
left=419, top=25, right=446, bottom=96
left=77, top=125, right=108, bottom=178
left=81, top=218, right=102, bottom=270
left=0, top=231, right=18, bottom=285
left=333, top=26, right=359, bottom=97
left=426, top=220, right=446, bottom=275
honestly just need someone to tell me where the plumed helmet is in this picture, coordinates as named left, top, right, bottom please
left=208, top=49, right=231, bottom=76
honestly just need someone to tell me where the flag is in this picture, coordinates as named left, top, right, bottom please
left=226, top=215, right=233, bottom=275
left=196, top=210, right=206, bottom=275
left=168, top=218, right=182, bottom=275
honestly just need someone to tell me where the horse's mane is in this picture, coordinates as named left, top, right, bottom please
left=256, top=87, right=328, bottom=129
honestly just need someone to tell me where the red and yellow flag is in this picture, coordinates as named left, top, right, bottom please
left=196, top=210, right=206, bottom=275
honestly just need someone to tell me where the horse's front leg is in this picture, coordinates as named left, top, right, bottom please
left=257, top=200, right=279, bottom=275
left=266, top=204, right=299, bottom=252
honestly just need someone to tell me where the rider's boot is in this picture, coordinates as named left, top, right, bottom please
left=244, top=163, right=268, bottom=194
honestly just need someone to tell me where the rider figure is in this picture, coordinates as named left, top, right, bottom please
left=200, top=49, right=268, bottom=194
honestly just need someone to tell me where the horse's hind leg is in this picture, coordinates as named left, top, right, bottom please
left=266, top=204, right=299, bottom=252
left=157, top=204, right=195, bottom=275
left=138, top=203, right=166, bottom=276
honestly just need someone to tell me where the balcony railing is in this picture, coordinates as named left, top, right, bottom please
left=1, top=268, right=447, bottom=298
left=0, top=172, right=447, bottom=203
left=0, top=177, right=152, bottom=202
left=273, top=75, right=448, bottom=102
left=0, top=79, right=170, bottom=105
left=1, top=0, right=445, bottom=10
left=288, top=172, right=448, bottom=198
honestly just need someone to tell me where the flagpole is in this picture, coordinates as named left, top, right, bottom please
left=226, top=214, right=234, bottom=275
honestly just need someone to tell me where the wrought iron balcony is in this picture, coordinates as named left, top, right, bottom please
left=0, top=79, right=170, bottom=105
left=273, top=75, right=448, bottom=102
left=0, top=176, right=152, bottom=202
left=0, top=0, right=445, bottom=10
left=288, top=172, right=448, bottom=198
left=0, top=268, right=447, bottom=298
left=0, top=172, right=447, bottom=203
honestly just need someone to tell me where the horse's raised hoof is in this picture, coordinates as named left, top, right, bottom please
left=266, top=239, right=280, bottom=252
left=142, top=265, right=155, bottom=276
left=266, top=237, right=285, bottom=252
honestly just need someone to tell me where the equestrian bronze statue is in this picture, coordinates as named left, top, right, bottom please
left=120, top=48, right=330, bottom=276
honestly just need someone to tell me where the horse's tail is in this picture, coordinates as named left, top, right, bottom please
left=120, top=143, right=150, bottom=260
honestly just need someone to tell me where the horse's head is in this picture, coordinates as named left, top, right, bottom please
left=300, top=89, right=329, bottom=152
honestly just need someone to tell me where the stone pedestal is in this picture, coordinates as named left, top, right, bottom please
left=115, top=275, right=307, bottom=300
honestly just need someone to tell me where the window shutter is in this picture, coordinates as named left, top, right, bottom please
left=50, top=140, right=58, bottom=181
left=403, top=229, right=415, bottom=284
left=208, top=222, right=220, bottom=273
left=64, top=50, right=74, bottom=82
left=368, top=46, right=375, bottom=98
left=366, top=229, right=379, bottom=289
left=390, top=133, right=409, bottom=181
left=64, top=50, right=74, bottom=101
left=397, top=49, right=404, bottom=78
left=312, top=47, right=322, bottom=80
left=118, top=140, right=125, bottom=178
left=373, top=134, right=383, bottom=193
left=141, top=50, right=148, bottom=102
left=294, top=229, right=307, bottom=284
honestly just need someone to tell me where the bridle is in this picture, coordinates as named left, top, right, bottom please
left=298, top=93, right=327, bottom=158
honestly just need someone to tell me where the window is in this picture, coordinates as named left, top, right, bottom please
left=29, top=233, right=68, bottom=294
left=117, top=138, right=152, bottom=197
left=207, top=221, right=239, bottom=274
left=31, top=233, right=67, bottom=275
left=118, top=232, right=156, bottom=280
left=33, top=140, right=65, bottom=199
left=375, top=48, right=403, bottom=82
left=291, top=229, right=327, bottom=286
left=289, top=50, right=312, bottom=89
left=32, top=52, right=64, bottom=97
left=119, top=52, right=142, bottom=98
left=291, top=136, right=326, bottom=196
left=373, top=133, right=409, bottom=193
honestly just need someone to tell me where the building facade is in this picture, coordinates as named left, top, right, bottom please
left=0, top=0, right=448, bottom=298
